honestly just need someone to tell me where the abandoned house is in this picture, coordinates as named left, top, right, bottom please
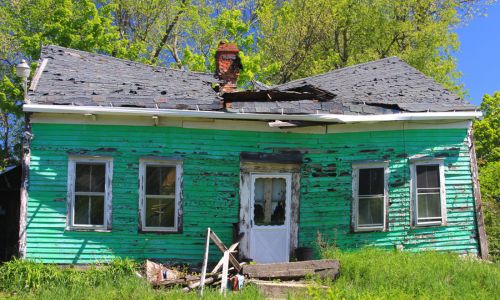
left=18, top=43, right=488, bottom=264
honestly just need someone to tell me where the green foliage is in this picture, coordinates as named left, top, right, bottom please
left=475, top=92, right=500, bottom=164
left=474, top=91, right=500, bottom=261
left=0, top=257, right=137, bottom=293
left=256, top=0, right=465, bottom=93
left=315, top=247, right=500, bottom=299
left=2, top=250, right=499, bottom=299
left=0, top=258, right=262, bottom=299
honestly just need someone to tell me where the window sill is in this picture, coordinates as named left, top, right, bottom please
left=413, top=222, right=445, bottom=228
left=139, top=228, right=182, bottom=234
left=66, top=227, right=112, bottom=233
left=353, top=227, right=386, bottom=233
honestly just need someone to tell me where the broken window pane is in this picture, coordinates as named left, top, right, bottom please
left=74, top=195, right=105, bottom=225
left=253, top=178, right=286, bottom=226
left=75, top=163, right=105, bottom=192
left=358, top=196, right=384, bottom=226
left=357, top=167, right=384, bottom=228
left=146, top=166, right=176, bottom=196
left=145, top=197, right=175, bottom=227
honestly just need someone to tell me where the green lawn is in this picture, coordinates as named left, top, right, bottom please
left=1, top=248, right=498, bottom=299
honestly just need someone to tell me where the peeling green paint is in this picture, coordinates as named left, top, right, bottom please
left=26, top=124, right=479, bottom=263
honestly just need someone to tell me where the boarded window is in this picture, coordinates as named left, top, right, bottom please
left=416, top=164, right=442, bottom=224
left=253, top=178, right=286, bottom=226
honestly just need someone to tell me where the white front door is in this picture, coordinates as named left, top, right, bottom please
left=249, top=173, right=291, bottom=263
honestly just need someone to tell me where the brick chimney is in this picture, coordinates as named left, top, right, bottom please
left=215, top=41, right=242, bottom=93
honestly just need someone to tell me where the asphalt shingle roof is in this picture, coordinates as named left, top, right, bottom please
left=30, top=45, right=476, bottom=115
left=30, top=45, right=221, bottom=110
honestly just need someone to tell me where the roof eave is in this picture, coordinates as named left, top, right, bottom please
left=23, top=104, right=482, bottom=124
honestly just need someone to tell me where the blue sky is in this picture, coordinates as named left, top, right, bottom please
left=454, top=3, right=500, bottom=105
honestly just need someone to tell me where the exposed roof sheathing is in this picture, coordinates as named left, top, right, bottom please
left=29, top=45, right=475, bottom=115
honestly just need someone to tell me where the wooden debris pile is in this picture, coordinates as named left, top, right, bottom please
left=146, top=228, right=245, bottom=294
left=145, top=227, right=340, bottom=295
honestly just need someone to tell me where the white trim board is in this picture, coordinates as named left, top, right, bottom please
left=30, top=112, right=472, bottom=134
left=24, top=104, right=481, bottom=124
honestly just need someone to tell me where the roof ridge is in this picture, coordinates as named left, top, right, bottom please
left=273, top=56, right=403, bottom=88
left=42, top=45, right=215, bottom=77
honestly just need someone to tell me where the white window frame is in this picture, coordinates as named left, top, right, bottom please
left=410, top=158, right=447, bottom=227
left=139, top=158, right=182, bottom=233
left=66, top=156, right=113, bottom=231
left=352, top=161, right=389, bottom=232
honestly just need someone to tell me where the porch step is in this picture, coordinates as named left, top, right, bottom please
left=249, top=279, right=328, bottom=299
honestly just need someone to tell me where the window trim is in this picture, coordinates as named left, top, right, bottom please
left=66, top=156, right=113, bottom=231
left=410, top=158, right=447, bottom=227
left=351, top=161, right=389, bottom=232
left=139, top=158, right=182, bottom=233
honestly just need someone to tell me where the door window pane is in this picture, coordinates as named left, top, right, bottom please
left=253, top=178, right=286, bottom=226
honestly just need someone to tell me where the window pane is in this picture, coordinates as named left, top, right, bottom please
left=254, top=178, right=287, bottom=226
left=145, top=197, right=175, bottom=227
left=417, top=165, right=440, bottom=189
left=75, top=163, right=105, bottom=192
left=146, top=166, right=176, bottom=195
left=74, top=196, right=90, bottom=225
left=90, top=196, right=105, bottom=225
left=418, top=194, right=442, bottom=219
left=358, top=196, right=384, bottom=226
left=75, top=164, right=91, bottom=192
left=359, top=168, right=384, bottom=196
left=90, top=165, right=105, bottom=193
left=74, top=195, right=105, bottom=226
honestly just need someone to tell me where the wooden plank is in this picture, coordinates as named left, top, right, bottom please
left=263, top=178, right=272, bottom=223
left=242, top=259, right=340, bottom=279
left=199, top=227, right=211, bottom=295
left=467, top=126, right=490, bottom=260
left=209, top=231, right=242, bottom=272
left=211, top=242, right=239, bottom=274
left=220, top=250, right=229, bottom=295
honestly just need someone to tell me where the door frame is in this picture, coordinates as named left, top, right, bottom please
left=239, top=161, right=300, bottom=262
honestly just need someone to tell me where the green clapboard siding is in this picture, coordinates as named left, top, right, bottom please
left=26, top=123, right=479, bottom=263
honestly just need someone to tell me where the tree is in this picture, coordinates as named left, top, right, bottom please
left=255, top=0, right=491, bottom=94
left=474, top=92, right=500, bottom=261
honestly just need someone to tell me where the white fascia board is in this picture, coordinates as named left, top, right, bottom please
left=23, top=104, right=482, bottom=123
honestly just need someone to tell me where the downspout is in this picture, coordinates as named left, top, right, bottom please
left=467, top=122, right=489, bottom=260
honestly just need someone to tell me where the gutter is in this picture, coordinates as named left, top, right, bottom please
left=23, top=104, right=482, bottom=123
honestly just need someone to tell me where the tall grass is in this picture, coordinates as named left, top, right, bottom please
left=312, top=247, right=500, bottom=299
left=1, top=250, right=498, bottom=299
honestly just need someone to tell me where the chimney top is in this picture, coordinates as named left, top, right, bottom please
left=215, top=41, right=242, bottom=93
